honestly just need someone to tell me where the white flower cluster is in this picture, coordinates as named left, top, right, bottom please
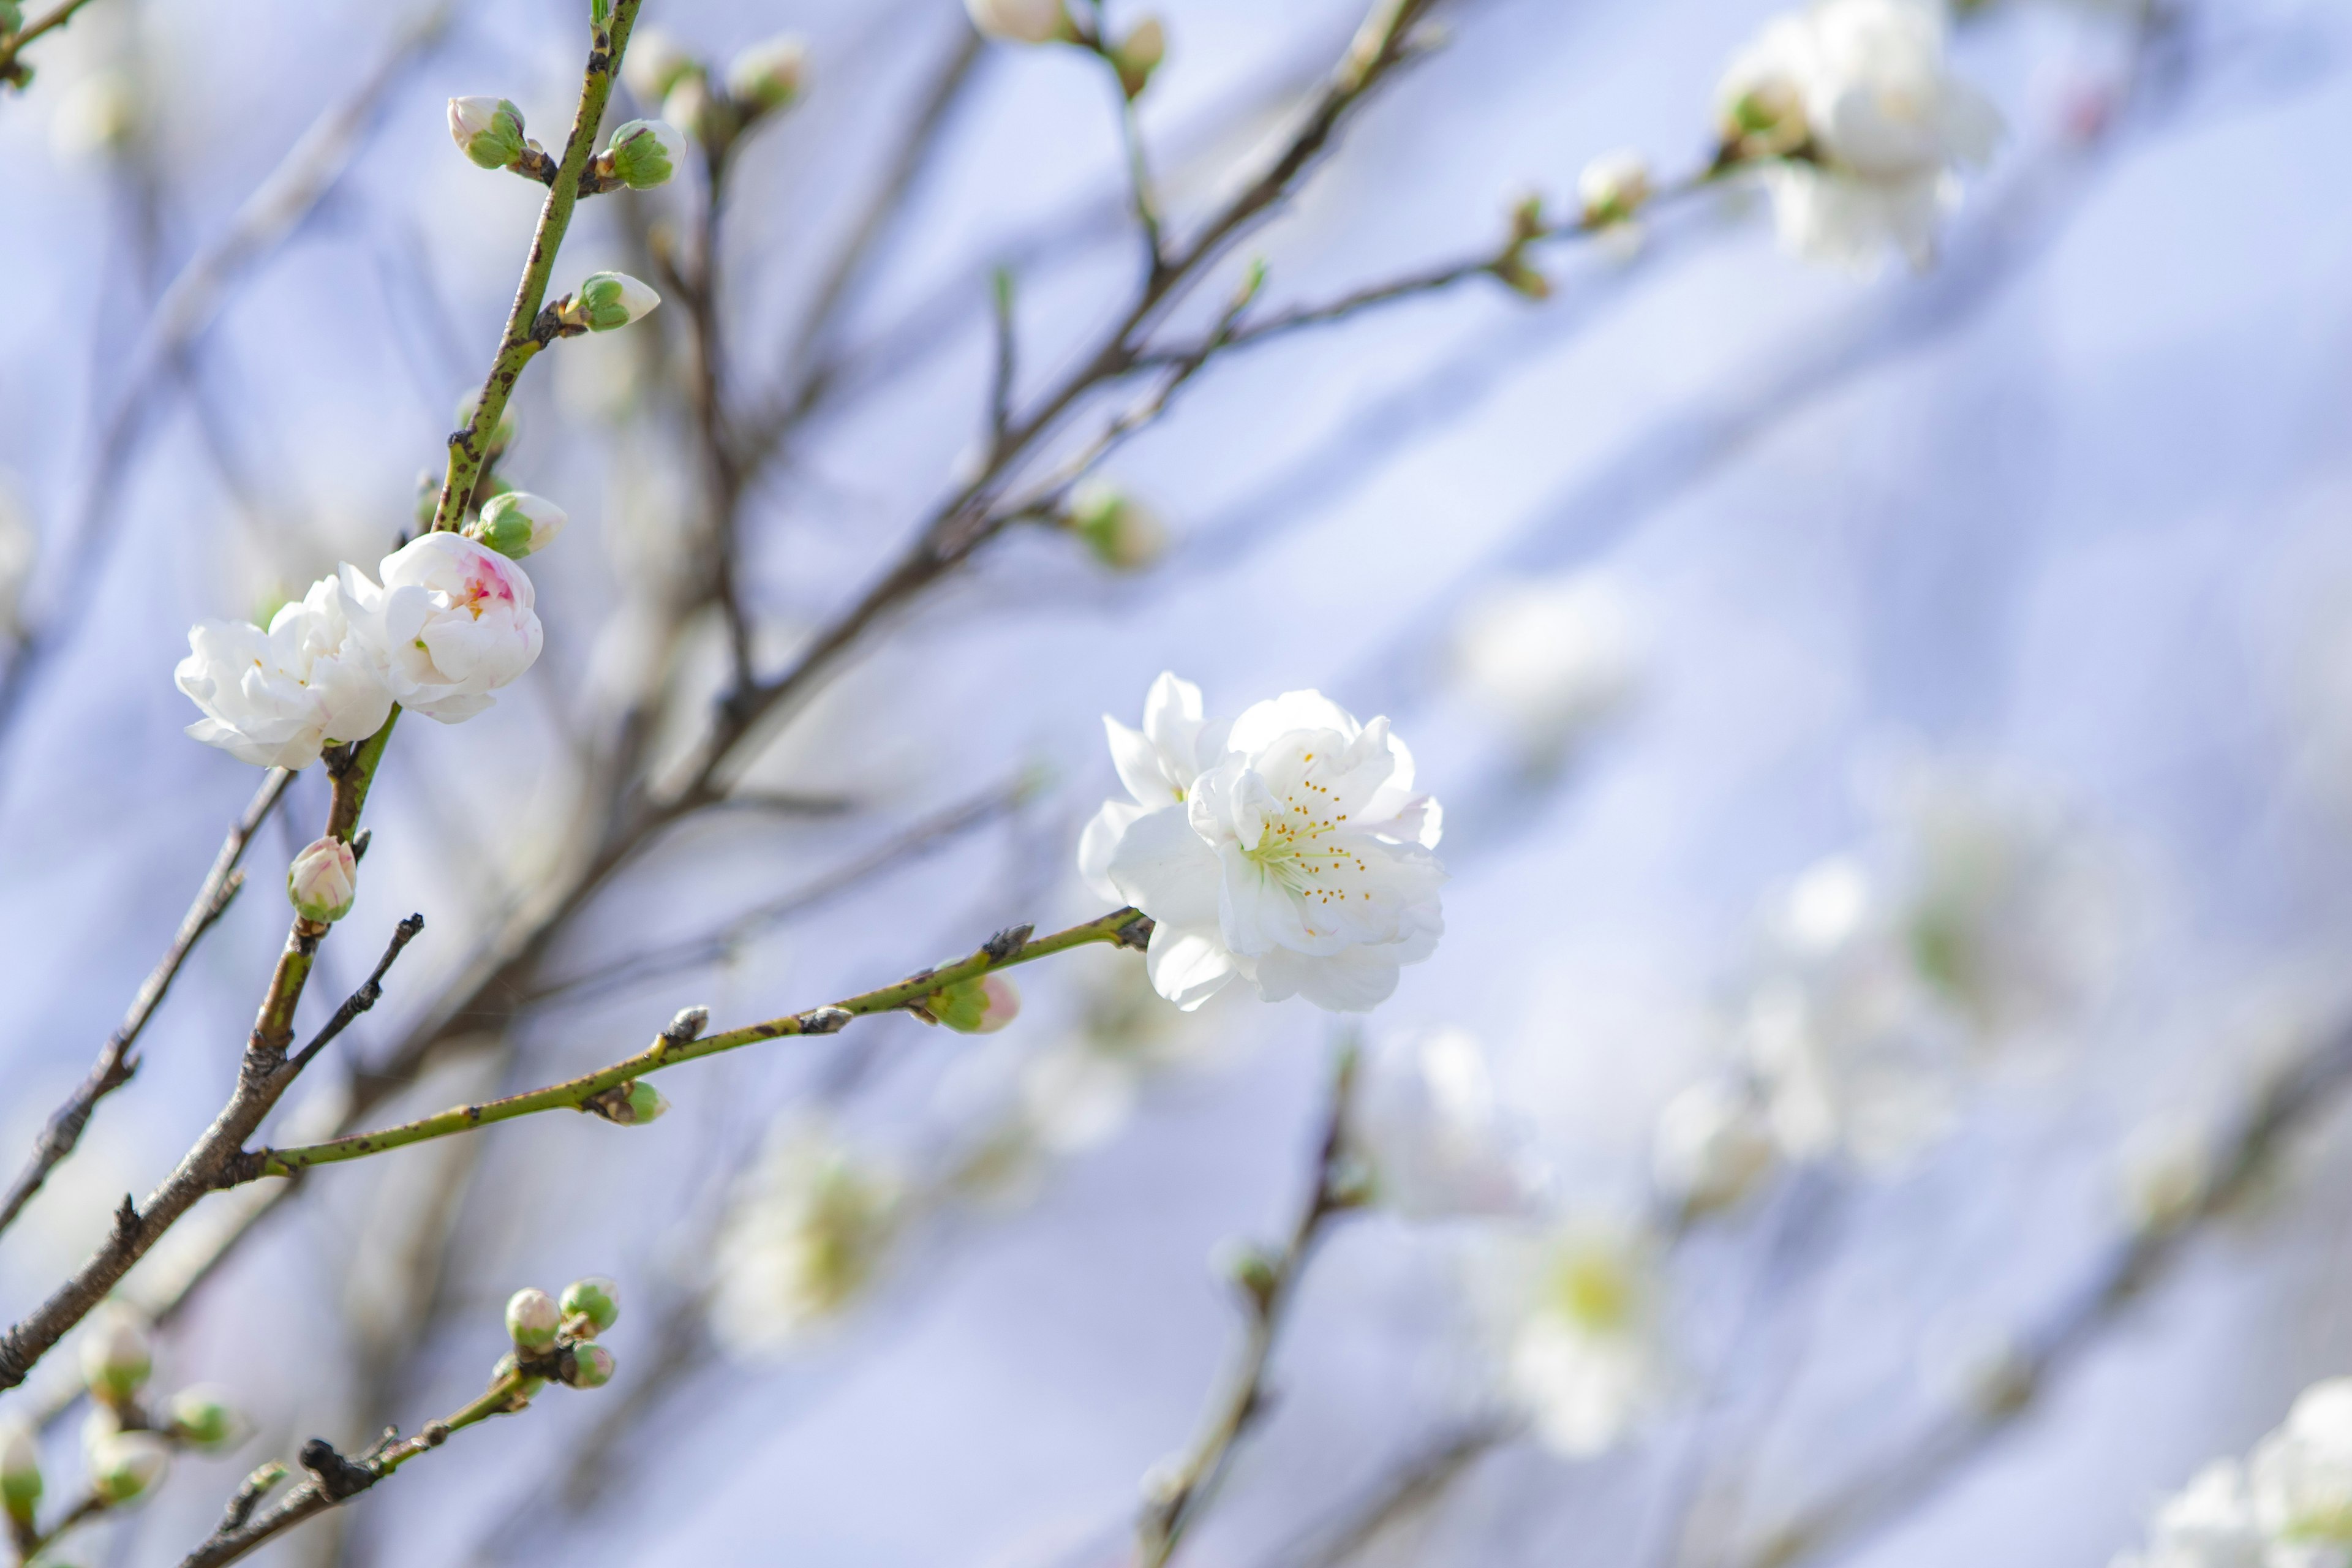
left=1080, top=674, right=1447, bottom=1013
left=2113, top=1378, right=2352, bottom=1568
left=175, top=529, right=548, bottom=770
left=708, top=1120, right=906, bottom=1357
left=1718, top=0, right=2003, bottom=271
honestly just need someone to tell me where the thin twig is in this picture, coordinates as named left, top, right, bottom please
left=0, top=767, right=289, bottom=1239
left=989, top=266, right=1018, bottom=451
left=282, top=913, right=426, bottom=1077
left=0, top=0, right=101, bottom=85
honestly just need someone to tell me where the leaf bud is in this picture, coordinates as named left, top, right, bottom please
left=505, top=1287, right=560, bottom=1354
left=287, top=836, right=358, bottom=924
left=447, top=96, right=526, bottom=171
left=725, top=34, right=807, bottom=118
left=467, top=491, right=567, bottom=559
left=605, top=118, right=685, bottom=190
left=560, top=1276, right=620, bottom=1336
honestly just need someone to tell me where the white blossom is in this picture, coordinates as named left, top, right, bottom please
left=1651, top=1077, right=1777, bottom=1215
left=339, top=532, right=543, bottom=723
left=1348, top=1028, right=1542, bottom=1220
left=1577, top=149, right=1653, bottom=227
left=2111, top=1460, right=2267, bottom=1568
left=1719, top=0, right=2003, bottom=271
left=966, top=0, right=1070, bottom=45
left=1082, top=674, right=1446, bottom=1013
left=176, top=573, right=394, bottom=770
left=1474, top=1219, right=1669, bottom=1458
left=1451, top=572, right=1641, bottom=764
left=621, top=26, right=697, bottom=104
left=726, top=34, right=808, bottom=116
left=709, top=1121, right=905, bottom=1355
left=2252, top=1379, right=2352, bottom=1545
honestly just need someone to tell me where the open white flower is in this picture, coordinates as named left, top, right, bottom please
left=2252, top=1379, right=2352, bottom=1545
left=176, top=573, right=394, bottom=770
left=1720, top=0, right=2003, bottom=271
left=1652, top=1077, right=1777, bottom=1215
left=1474, top=1219, right=1669, bottom=1458
left=2110, top=1460, right=2266, bottom=1568
left=1348, top=1028, right=1541, bottom=1219
left=1084, top=674, right=1446, bottom=1012
left=341, top=533, right=543, bottom=722
left=708, top=1120, right=905, bottom=1357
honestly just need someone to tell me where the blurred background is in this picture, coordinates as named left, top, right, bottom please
left=3, top=0, right=2352, bottom=1563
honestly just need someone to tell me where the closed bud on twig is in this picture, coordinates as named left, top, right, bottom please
left=1212, top=1238, right=1281, bottom=1313
left=287, top=837, right=358, bottom=924
left=0, top=1421, right=41, bottom=1525
left=1491, top=254, right=1550, bottom=301
left=1719, top=72, right=1807, bottom=159
left=922, top=973, right=1020, bottom=1034
left=505, top=1287, right=559, bottom=1353
left=447, top=96, right=527, bottom=170
left=605, top=118, right=685, bottom=189
left=467, top=491, right=567, bottom=559
left=489, top=1353, right=546, bottom=1406
left=622, top=26, right=698, bottom=104
left=80, top=1305, right=151, bottom=1407
left=966, top=0, right=1074, bottom=45
left=726, top=34, right=807, bottom=118
left=1068, top=483, right=1166, bottom=572
left=583, top=1079, right=669, bottom=1125
left=1577, top=149, right=1652, bottom=228
left=562, top=272, right=661, bottom=333
left=1489, top=195, right=1551, bottom=300
left=1109, top=16, right=1166, bottom=98
left=661, top=72, right=737, bottom=151
left=88, top=1431, right=168, bottom=1505
left=560, top=1276, right=620, bottom=1336
left=165, top=1386, right=240, bottom=1451
left=562, top=1343, right=616, bottom=1389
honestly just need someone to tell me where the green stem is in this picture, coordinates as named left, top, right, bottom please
left=427, top=0, right=644, bottom=533
left=371, top=1373, right=524, bottom=1477
left=253, top=908, right=1152, bottom=1177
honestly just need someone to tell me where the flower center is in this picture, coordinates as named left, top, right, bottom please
left=1244, top=772, right=1365, bottom=908
left=454, top=568, right=514, bottom=620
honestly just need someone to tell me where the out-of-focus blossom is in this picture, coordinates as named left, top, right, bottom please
left=176, top=573, right=394, bottom=771
left=967, top=0, right=1071, bottom=45
left=341, top=533, right=543, bottom=723
left=1451, top=572, right=1642, bottom=765
left=0, top=1420, right=39, bottom=1522
left=1717, top=0, right=2003, bottom=271
left=2118, top=1115, right=2214, bottom=1236
left=1475, top=1219, right=1669, bottom=1457
left=710, top=1121, right=905, bottom=1355
left=1084, top=674, right=1446, bottom=1012
left=622, top=26, right=697, bottom=103
left=2110, top=1460, right=2266, bottom=1568
left=80, top=1303, right=152, bottom=1406
left=726, top=34, right=807, bottom=116
left=165, top=1386, right=240, bottom=1450
left=1348, top=1028, right=1542, bottom=1219
left=1069, top=483, right=1167, bottom=571
left=1109, top=15, right=1166, bottom=97
left=1577, top=149, right=1653, bottom=227
left=2251, top=1379, right=2352, bottom=1544
left=51, top=68, right=138, bottom=159
left=1651, top=1077, right=1777, bottom=1215
left=286, top=836, right=357, bottom=924
left=87, top=1428, right=167, bottom=1504
left=447, top=96, right=526, bottom=171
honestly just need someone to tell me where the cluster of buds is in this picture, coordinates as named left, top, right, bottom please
left=493, top=1277, right=621, bottom=1404
left=913, top=973, right=1022, bottom=1035
left=1065, top=483, right=1167, bottom=572
left=962, top=0, right=1166, bottom=99
left=53, top=1305, right=244, bottom=1518
left=287, top=835, right=358, bottom=924
left=624, top=28, right=808, bottom=164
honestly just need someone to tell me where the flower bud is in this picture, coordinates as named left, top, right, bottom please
left=165, top=1385, right=239, bottom=1450
left=621, top=1081, right=669, bottom=1124
left=563, top=1343, right=616, bottom=1390
left=965, top=0, right=1072, bottom=45
left=925, top=973, right=1020, bottom=1034
left=448, top=96, right=526, bottom=170
left=88, top=1430, right=168, bottom=1505
left=1109, top=16, right=1165, bottom=99
left=570, top=271, right=661, bottom=333
left=468, top=491, right=567, bottom=559
left=1213, top=1238, right=1281, bottom=1311
left=560, top=1276, right=620, bottom=1335
left=1577, top=149, right=1651, bottom=228
left=80, top=1305, right=151, bottom=1406
left=606, top=118, right=685, bottom=190
left=0, top=1421, right=41, bottom=1524
left=725, top=34, right=807, bottom=118
left=1721, top=74, right=1806, bottom=157
left=622, top=26, right=697, bottom=104
left=505, top=1287, right=560, bottom=1353
left=1069, top=483, right=1166, bottom=571
left=287, top=836, right=358, bottom=924
left=661, top=72, right=736, bottom=150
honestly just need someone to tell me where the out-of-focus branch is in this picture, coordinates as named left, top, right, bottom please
left=0, top=0, right=100, bottom=86
left=244, top=909, right=1153, bottom=1180
left=0, top=2, right=455, bottom=748
left=0, top=767, right=288, bottom=1239
left=1261, top=1422, right=1511, bottom=1568
left=1137, top=1043, right=1364, bottom=1568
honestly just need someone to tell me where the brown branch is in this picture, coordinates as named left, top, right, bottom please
left=0, top=0, right=100, bottom=85
left=0, top=767, right=289, bottom=1239
left=282, top=913, right=426, bottom=1077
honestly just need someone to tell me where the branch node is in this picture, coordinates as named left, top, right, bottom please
left=297, top=1438, right=376, bottom=1501
left=1112, top=912, right=1156, bottom=951
left=798, top=1006, right=852, bottom=1036
left=660, top=1006, right=710, bottom=1048
left=982, top=924, right=1034, bottom=963
left=218, top=1460, right=289, bottom=1533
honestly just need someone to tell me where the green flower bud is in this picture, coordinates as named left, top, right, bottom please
left=79, top=1305, right=151, bottom=1406
left=166, top=1386, right=239, bottom=1451
left=447, top=96, right=527, bottom=171
left=1069, top=483, right=1166, bottom=571
left=924, top=973, right=1020, bottom=1034
left=1, top=1421, right=41, bottom=1524
left=571, top=272, right=661, bottom=333
left=564, top=1343, right=616, bottom=1389
left=505, top=1287, right=559, bottom=1353
left=606, top=118, right=685, bottom=190
left=725, top=34, right=807, bottom=118
left=467, top=490, right=567, bottom=559
left=88, top=1431, right=168, bottom=1505
left=621, top=26, right=697, bottom=104
left=560, top=1276, right=620, bottom=1335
